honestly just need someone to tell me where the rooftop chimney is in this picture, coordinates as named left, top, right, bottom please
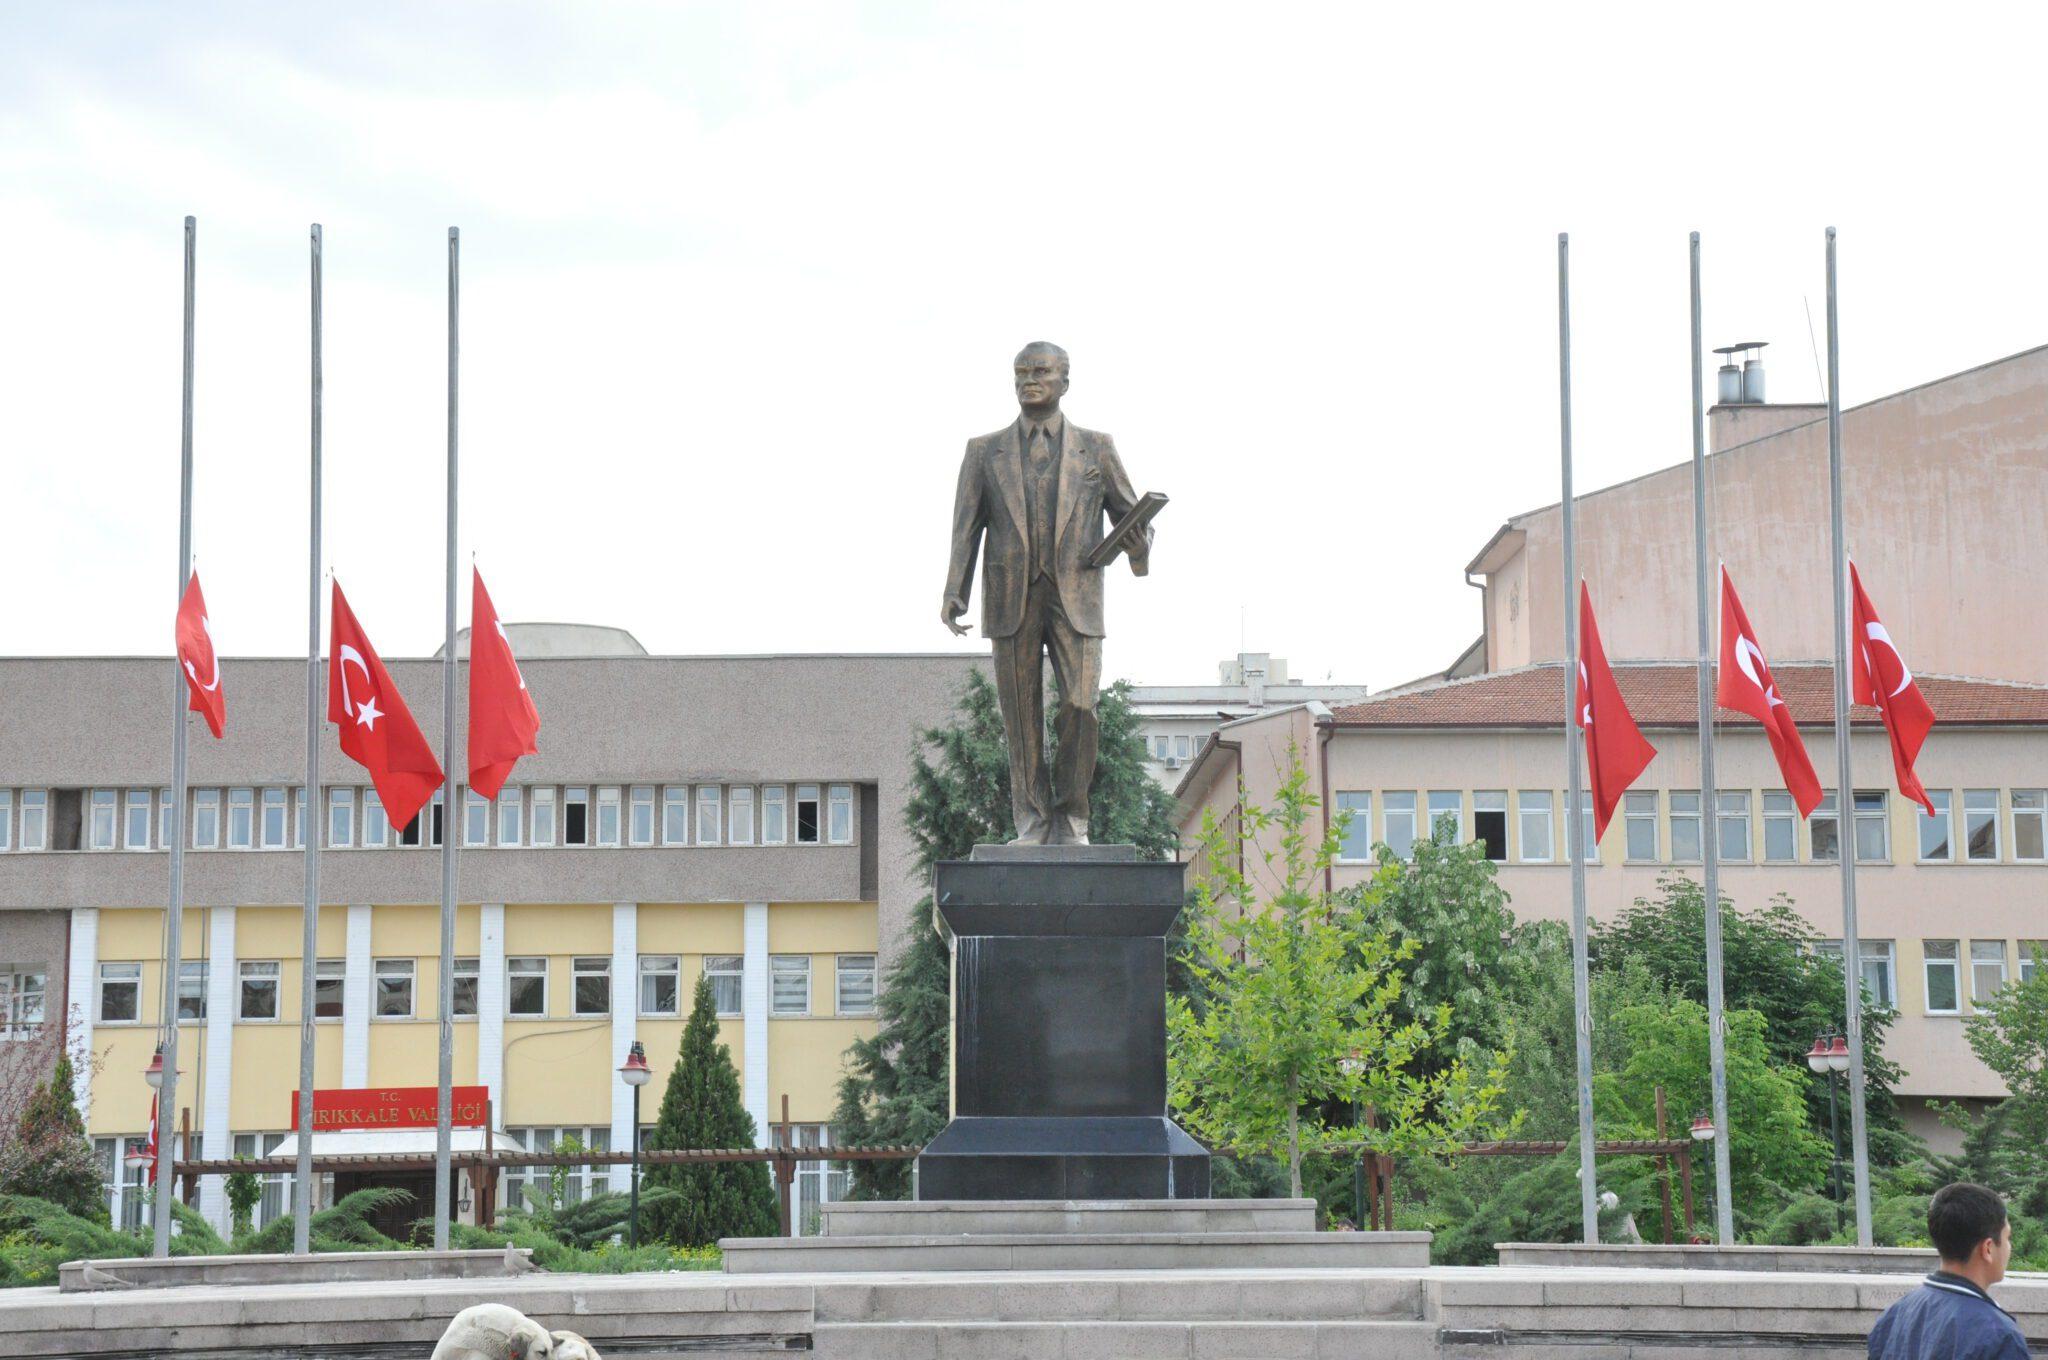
left=1711, top=341, right=1768, bottom=405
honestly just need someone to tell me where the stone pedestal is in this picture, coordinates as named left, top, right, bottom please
left=915, top=844, right=1209, bottom=1200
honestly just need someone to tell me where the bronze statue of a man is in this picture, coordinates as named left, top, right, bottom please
left=942, top=342, right=1152, bottom=845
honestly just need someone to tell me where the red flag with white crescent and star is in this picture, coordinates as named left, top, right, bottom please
left=467, top=569, right=540, bottom=801
left=1850, top=561, right=1936, bottom=816
left=1576, top=581, right=1657, bottom=840
left=175, top=571, right=226, bottom=739
left=1715, top=566, right=1824, bottom=817
left=328, top=581, right=445, bottom=833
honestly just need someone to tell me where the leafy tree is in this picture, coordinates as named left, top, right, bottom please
left=0, top=1053, right=103, bottom=1223
left=225, top=1162, right=262, bottom=1240
left=641, top=976, right=780, bottom=1246
left=832, top=672, right=1176, bottom=1197
left=1169, top=752, right=1513, bottom=1196
left=1962, top=944, right=2048, bottom=1183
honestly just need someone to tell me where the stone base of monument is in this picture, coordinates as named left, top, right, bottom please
left=721, top=1197, right=1432, bottom=1273
left=58, top=1246, right=536, bottom=1293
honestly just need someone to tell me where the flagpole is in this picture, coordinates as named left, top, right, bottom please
left=1825, top=226, right=1874, bottom=1246
left=154, top=215, right=196, bottom=1259
left=1557, top=233, right=1599, bottom=1245
left=294, top=224, right=324, bottom=1256
left=1689, top=232, right=1737, bottom=1244
left=433, top=226, right=460, bottom=1249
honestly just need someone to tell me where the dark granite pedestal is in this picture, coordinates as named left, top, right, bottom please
left=916, top=844, right=1210, bottom=1199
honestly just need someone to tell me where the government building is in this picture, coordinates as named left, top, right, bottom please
left=0, top=631, right=983, bottom=1236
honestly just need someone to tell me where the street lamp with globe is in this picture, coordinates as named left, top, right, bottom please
left=618, top=1041, right=653, bottom=1247
left=1805, top=1033, right=1850, bottom=1225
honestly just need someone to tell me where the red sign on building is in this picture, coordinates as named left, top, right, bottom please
left=289, top=1086, right=489, bottom=1132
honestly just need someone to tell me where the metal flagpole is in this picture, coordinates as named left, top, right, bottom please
left=1689, top=232, right=1736, bottom=1244
left=1557, top=233, right=1599, bottom=1245
left=1824, top=226, right=1875, bottom=1246
left=434, top=227, right=461, bottom=1249
left=294, top=224, right=325, bottom=1256
left=154, top=215, right=197, bottom=1259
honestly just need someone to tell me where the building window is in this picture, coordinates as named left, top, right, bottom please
left=124, top=789, right=152, bottom=850
left=1970, top=941, right=2007, bottom=1004
left=0, top=790, right=11, bottom=851
left=452, top=957, right=479, bottom=1017
left=836, top=955, right=877, bottom=1016
left=530, top=787, right=556, bottom=847
left=1570, top=792, right=1596, bottom=863
left=256, top=788, right=286, bottom=849
left=294, top=788, right=308, bottom=849
left=1923, top=940, right=1960, bottom=1014
left=1624, top=791, right=1658, bottom=861
left=729, top=786, right=756, bottom=846
left=1515, top=791, right=1552, bottom=863
left=2, top=968, right=48, bottom=1038
left=226, top=787, right=254, bottom=849
left=2013, top=790, right=2046, bottom=862
left=1715, top=792, right=1751, bottom=862
left=662, top=786, right=689, bottom=845
left=762, top=785, right=787, bottom=845
left=2020, top=942, right=2045, bottom=985
left=429, top=791, right=445, bottom=848
left=98, top=962, right=141, bottom=1023
left=360, top=790, right=387, bottom=843
left=1471, top=791, right=1507, bottom=862
left=573, top=957, right=611, bottom=1015
left=1760, top=791, right=1796, bottom=862
left=1426, top=790, right=1462, bottom=844
left=639, top=955, right=681, bottom=1016
left=595, top=787, right=622, bottom=847
left=1964, top=790, right=2000, bottom=861
left=705, top=955, right=742, bottom=1017
left=158, top=788, right=173, bottom=850
left=314, top=959, right=345, bottom=1019
left=563, top=787, right=589, bottom=846
left=1811, top=793, right=1839, bottom=862
left=1856, top=791, right=1889, bottom=861
left=1670, top=791, right=1701, bottom=862
left=828, top=785, right=854, bottom=844
left=397, top=798, right=424, bottom=847
left=88, top=789, right=117, bottom=850
left=465, top=789, right=489, bottom=847
left=231, top=1132, right=295, bottom=1228
left=374, top=959, right=414, bottom=1018
left=1152, top=734, right=1170, bottom=760
left=696, top=786, right=722, bottom=846
left=795, top=785, right=821, bottom=845
left=21, top=790, right=47, bottom=851
left=1334, top=792, right=1372, bottom=863
left=237, top=961, right=279, bottom=1020
left=175, top=959, right=207, bottom=1021
left=497, top=788, right=522, bottom=847
left=507, top=957, right=547, bottom=1017
left=629, top=786, right=655, bottom=847
left=1918, top=790, right=1953, bottom=862
left=1383, top=791, right=1418, bottom=861
left=1818, top=939, right=1897, bottom=1009
left=503, top=1127, right=611, bottom=1210
left=771, top=955, right=810, bottom=1016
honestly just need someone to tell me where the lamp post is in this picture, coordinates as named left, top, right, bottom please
left=1806, top=1032, right=1850, bottom=1225
left=1339, top=1048, right=1365, bottom=1229
left=618, top=1040, right=652, bottom=1247
left=138, top=1044, right=167, bottom=1228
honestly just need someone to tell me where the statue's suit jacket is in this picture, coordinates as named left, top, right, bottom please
left=945, top=416, right=1148, bottom=640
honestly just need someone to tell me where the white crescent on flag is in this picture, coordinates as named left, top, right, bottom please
left=1734, top=635, right=1786, bottom=709
left=337, top=645, right=382, bottom=730
left=182, top=615, right=221, bottom=693
left=1862, top=621, right=1914, bottom=699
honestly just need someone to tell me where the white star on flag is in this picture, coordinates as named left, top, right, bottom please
left=354, top=695, right=382, bottom=731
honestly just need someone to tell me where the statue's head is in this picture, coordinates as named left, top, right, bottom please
left=1013, top=341, right=1070, bottom=413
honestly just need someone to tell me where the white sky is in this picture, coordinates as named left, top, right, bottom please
left=7, top=2, right=2048, bottom=690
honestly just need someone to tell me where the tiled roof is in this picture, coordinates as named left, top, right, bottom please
left=1328, top=662, right=2048, bottom=729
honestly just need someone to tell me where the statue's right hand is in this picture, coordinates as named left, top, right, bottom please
left=941, top=597, right=970, bottom=637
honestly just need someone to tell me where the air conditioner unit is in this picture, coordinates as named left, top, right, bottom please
left=1163, top=755, right=1183, bottom=770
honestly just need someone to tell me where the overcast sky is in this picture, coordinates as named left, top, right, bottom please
left=7, top=2, right=2048, bottom=691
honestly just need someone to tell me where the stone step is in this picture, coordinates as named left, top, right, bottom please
left=820, top=1198, right=1317, bottom=1238
left=812, top=1318, right=1440, bottom=1359
left=813, top=1274, right=1426, bottom=1323
left=723, top=1231, right=1434, bottom=1274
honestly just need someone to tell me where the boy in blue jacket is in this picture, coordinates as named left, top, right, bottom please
left=1869, top=1182, right=2029, bottom=1360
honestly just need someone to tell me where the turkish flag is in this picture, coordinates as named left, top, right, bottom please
left=175, top=572, right=226, bottom=739
left=1851, top=561, right=1936, bottom=816
left=1716, top=566, right=1824, bottom=817
left=328, top=582, right=445, bottom=832
left=1576, top=582, right=1657, bottom=840
left=467, top=569, right=540, bottom=800
left=145, top=1094, right=159, bottom=1185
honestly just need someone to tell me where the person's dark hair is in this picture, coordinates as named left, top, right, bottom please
left=1928, top=1182, right=2007, bottom=1263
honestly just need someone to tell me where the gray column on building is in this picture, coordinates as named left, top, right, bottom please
left=342, top=904, right=372, bottom=1087
left=67, top=909, right=98, bottom=1125
left=609, top=902, right=637, bottom=1193
left=742, top=902, right=770, bottom=1149
left=477, top=905, right=505, bottom=1116
left=199, top=906, right=236, bottom=1230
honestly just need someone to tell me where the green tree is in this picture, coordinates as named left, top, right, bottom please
left=641, top=976, right=780, bottom=1247
left=0, top=1053, right=104, bottom=1223
left=225, top=1163, right=262, bottom=1240
left=1169, top=752, right=1513, bottom=1196
left=1961, top=945, right=2048, bottom=1188
left=832, top=672, right=1176, bottom=1197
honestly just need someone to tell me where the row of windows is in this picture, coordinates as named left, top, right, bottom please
left=0, top=783, right=857, bottom=852
left=1918, top=939, right=2043, bottom=1015
left=93, top=952, right=878, bottom=1024
left=1330, top=786, right=2048, bottom=867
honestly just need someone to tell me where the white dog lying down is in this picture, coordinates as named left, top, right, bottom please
left=429, top=1302, right=604, bottom=1360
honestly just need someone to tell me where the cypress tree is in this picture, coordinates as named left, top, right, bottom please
left=832, top=671, right=1177, bottom=1197
left=640, top=976, right=780, bottom=1246
left=0, top=1053, right=106, bottom=1223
